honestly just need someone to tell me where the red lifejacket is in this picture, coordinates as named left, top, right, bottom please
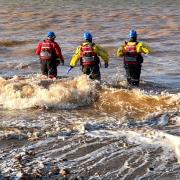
left=80, top=43, right=98, bottom=66
left=124, top=42, right=139, bottom=65
left=40, top=40, right=55, bottom=61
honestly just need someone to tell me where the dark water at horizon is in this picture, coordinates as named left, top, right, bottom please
left=0, top=0, right=180, bottom=179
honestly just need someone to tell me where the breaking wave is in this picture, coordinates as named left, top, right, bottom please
left=0, top=75, right=98, bottom=110
left=0, top=75, right=179, bottom=120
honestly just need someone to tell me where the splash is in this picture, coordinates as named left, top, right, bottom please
left=0, top=74, right=179, bottom=118
left=0, top=75, right=98, bottom=109
left=95, top=87, right=180, bottom=120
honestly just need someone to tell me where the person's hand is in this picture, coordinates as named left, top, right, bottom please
left=104, top=63, right=108, bottom=68
left=56, top=60, right=60, bottom=66
left=67, top=66, right=73, bottom=74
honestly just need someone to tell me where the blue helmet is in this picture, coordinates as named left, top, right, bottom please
left=129, top=30, right=137, bottom=38
left=47, top=31, right=56, bottom=39
left=83, top=32, right=93, bottom=40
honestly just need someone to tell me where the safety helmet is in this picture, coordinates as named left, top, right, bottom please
left=129, top=30, right=137, bottom=38
left=83, top=32, right=93, bottom=40
left=47, top=31, right=56, bottom=39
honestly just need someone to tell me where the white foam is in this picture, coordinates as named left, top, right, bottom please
left=87, top=127, right=180, bottom=162
left=0, top=75, right=98, bottom=109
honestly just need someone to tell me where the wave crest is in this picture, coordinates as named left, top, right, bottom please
left=0, top=75, right=98, bottom=109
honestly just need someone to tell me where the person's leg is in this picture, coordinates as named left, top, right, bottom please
left=82, top=66, right=91, bottom=75
left=40, top=60, right=48, bottom=76
left=90, top=65, right=101, bottom=80
left=47, top=59, right=57, bottom=78
left=82, top=65, right=101, bottom=80
left=130, top=65, right=141, bottom=86
left=124, top=65, right=131, bottom=85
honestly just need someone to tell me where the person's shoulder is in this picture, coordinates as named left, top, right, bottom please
left=74, top=45, right=82, bottom=53
left=92, top=43, right=102, bottom=51
left=137, top=41, right=143, bottom=44
left=53, top=41, right=61, bottom=48
left=137, top=41, right=149, bottom=47
left=119, top=41, right=127, bottom=46
left=76, top=43, right=82, bottom=49
left=43, top=39, right=49, bottom=43
left=92, top=42, right=101, bottom=48
left=36, top=40, right=44, bottom=47
left=53, top=40, right=59, bottom=45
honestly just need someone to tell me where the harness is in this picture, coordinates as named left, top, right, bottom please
left=80, top=43, right=98, bottom=66
left=40, top=40, right=55, bottom=61
left=124, top=41, right=139, bottom=65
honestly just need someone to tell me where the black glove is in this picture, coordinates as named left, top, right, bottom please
left=56, top=60, right=60, bottom=66
left=104, top=63, right=108, bottom=68
left=67, top=66, right=73, bottom=74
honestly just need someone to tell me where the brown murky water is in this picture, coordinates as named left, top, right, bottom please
left=0, top=0, right=180, bottom=179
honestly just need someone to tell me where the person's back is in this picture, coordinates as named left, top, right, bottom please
left=68, top=32, right=109, bottom=81
left=37, top=38, right=56, bottom=61
left=117, top=30, right=151, bottom=86
left=35, top=32, right=64, bottom=79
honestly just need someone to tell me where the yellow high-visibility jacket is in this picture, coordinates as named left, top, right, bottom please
left=70, top=42, right=109, bottom=67
left=117, top=41, right=151, bottom=57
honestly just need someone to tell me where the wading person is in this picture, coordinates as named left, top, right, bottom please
left=117, top=30, right=151, bottom=86
left=35, top=31, right=64, bottom=79
left=67, top=32, right=109, bottom=80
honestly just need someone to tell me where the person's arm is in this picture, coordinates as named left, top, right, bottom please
left=137, top=42, right=151, bottom=54
left=70, top=46, right=81, bottom=67
left=93, top=44, right=109, bottom=64
left=54, top=42, right=64, bottom=63
left=117, top=43, right=125, bottom=57
left=35, top=42, right=42, bottom=56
